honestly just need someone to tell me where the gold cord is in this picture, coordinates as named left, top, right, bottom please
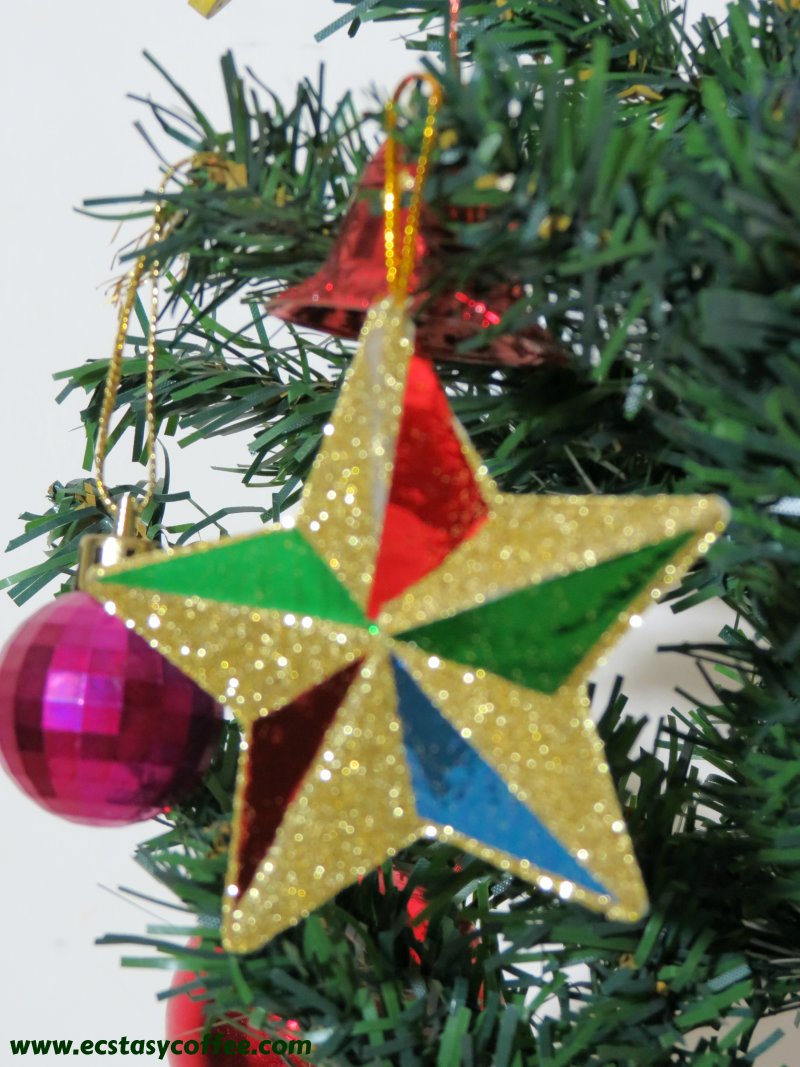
left=384, top=74, right=443, bottom=303
left=94, top=159, right=193, bottom=519
left=449, top=0, right=461, bottom=65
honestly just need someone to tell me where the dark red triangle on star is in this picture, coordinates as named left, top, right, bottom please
left=234, top=660, right=364, bottom=900
left=366, top=355, right=489, bottom=618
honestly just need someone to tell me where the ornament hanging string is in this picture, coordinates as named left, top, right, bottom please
left=449, top=0, right=460, bottom=65
left=93, top=159, right=193, bottom=521
left=383, top=73, right=442, bottom=303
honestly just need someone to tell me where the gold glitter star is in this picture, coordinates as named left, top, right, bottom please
left=86, top=297, right=728, bottom=953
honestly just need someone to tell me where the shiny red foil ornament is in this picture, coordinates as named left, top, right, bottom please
left=378, top=867, right=430, bottom=965
left=0, top=592, right=222, bottom=825
left=166, top=948, right=311, bottom=1067
left=376, top=866, right=480, bottom=970
left=269, top=145, right=565, bottom=367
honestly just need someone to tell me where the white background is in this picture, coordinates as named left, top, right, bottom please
left=1, top=2, right=793, bottom=1064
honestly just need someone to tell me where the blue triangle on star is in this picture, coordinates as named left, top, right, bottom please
left=391, top=655, right=610, bottom=898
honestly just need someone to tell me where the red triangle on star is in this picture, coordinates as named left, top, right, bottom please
left=367, top=354, right=489, bottom=618
left=234, top=660, right=364, bottom=900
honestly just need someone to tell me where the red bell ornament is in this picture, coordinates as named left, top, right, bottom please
left=268, top=145, right=565, bottom=368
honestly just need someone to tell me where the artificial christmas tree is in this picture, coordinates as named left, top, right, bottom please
left=4, top=0, right=800, bottom=1064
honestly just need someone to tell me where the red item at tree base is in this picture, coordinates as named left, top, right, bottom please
left=166, top=954, right=311, bottom=1066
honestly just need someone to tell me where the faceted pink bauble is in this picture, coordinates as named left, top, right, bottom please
left=0, top=592, right=222, bottom=825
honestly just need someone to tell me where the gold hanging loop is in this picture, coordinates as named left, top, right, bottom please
left=384, top=73, right=443, bottom=303
left=93, top=157, right=194, bottom=521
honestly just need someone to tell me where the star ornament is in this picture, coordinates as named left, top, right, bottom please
left=87, top=298, right=728, bottom=953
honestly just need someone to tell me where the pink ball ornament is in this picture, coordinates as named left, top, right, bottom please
left=0, top=592, right=222, bottom=825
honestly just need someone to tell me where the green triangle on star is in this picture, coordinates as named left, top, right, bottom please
left=97, top=527, right=368, bottom=628
left=395, top=532, right=692, bottom=694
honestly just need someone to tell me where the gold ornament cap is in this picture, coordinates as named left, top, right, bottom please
left=78, top=495, right=158, bottom=589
